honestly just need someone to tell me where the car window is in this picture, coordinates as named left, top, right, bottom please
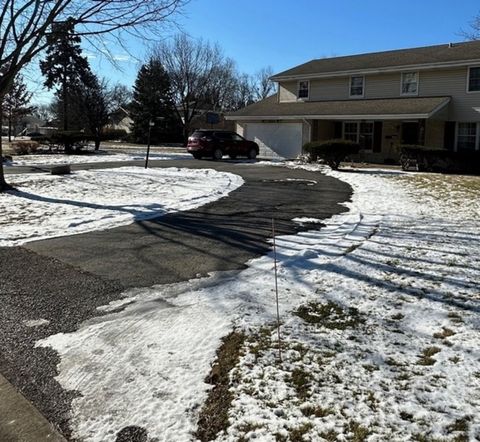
left=214, top=132, right=232, bottom=140
left=231, top=133, right=244, bottom=141
left=191, top=131, right=207, bottom=138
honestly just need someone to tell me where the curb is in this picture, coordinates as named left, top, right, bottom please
left=0, top=374, right=66, bottom=442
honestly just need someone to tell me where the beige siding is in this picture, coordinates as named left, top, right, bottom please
left=277, top=67, right=480, bottom=121
left=310, top=78, right=349, bottom=100
left=278, top=81, right=297, bottom=102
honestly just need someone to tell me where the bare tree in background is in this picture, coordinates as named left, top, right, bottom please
left=0, top=0, right=186, bottom=190
left=461, top=12, right=480, bottom=40
left=153, top=34, right=229, bottom=141
left=252, top=66, right=276, bottom=100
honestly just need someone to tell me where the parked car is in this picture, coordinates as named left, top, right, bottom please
left=187, top=130, right=259, bottom=160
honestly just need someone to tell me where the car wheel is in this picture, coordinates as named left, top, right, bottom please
left=192, top=153, right=202, bottom=160
left=247, top=148, right=257, bottom=160
left=212, top=148, right=223, bottom=160
left=229, top=153, right=237, bottom=160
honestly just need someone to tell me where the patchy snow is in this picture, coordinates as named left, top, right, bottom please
left=0, top=167, right=243, bottom=246
left=292, top=217, right=324, bottom=225
left=6, top=151, right=191, bottom=166
left=37, top=164, right=480, bottom=441
left=23, top=319, right=50, bottom=327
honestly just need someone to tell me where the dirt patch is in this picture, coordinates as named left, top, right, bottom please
left=294, top=301, right=364, bottom=330
left=195, top=331, right=246, bottom=442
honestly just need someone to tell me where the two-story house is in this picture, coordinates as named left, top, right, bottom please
left=226, top=41, right=480, bottom=162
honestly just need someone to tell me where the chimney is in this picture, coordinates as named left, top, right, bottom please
left=448, top=42, right=453, bottom=48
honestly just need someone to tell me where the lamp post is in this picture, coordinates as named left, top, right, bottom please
left=144, top=120, right=155, bottom=169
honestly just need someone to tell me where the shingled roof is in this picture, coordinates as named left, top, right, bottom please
left=226, top=95, right=451, bottom=120
left=271, top=41, right=480, bottom=80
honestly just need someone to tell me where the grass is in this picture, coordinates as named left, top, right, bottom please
left=294, top=301, right=364, bottom=330
left=195, top=331, right=246, bottom=442
left=433, top=327, right=455, bottom=339
left=417, top=346, right=441, bottom=366
left=288, top=367, right=312, bottom=401
left=300, top=405, right=334, bottom=418
left=288, top=423, right=314, bottom=441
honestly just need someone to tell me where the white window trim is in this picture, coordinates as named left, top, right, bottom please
left=466, top=66, right=480, bottom=94
left=342, top=121, right=374, bottom=150
left=349, top=75, right=365, bottom=98
left=297, top=80, right=309, bottom=100
left=400, top=71, right=419, bottom=96
left=455, top=122, right=480, bottom=151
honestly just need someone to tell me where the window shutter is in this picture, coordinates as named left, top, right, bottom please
left=373, top=121, right=383, bottom=152
left=334, top=122, right=342, bottom=139
left=444, top=121, right=456, bottom=150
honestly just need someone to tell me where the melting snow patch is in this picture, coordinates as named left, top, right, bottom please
left=0, top=167, right=243, bottom=246
left=24, top=319, right=50, bottom=327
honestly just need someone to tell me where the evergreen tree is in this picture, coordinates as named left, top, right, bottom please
left=81, top=75, right=109, bottom=150
left=1, top=74, right=34, bottom=141
left=40, top=18, right=94, bottom=151
left=130, top=58, right=181, bottom=144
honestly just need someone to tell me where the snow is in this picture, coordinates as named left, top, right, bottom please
left=6, top=151, right=191, bottom=166
left=37, top=163, right=480, bottom=441
left=0, top=167, right=243, bottom=246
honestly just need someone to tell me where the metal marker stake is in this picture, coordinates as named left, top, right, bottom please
left=272, top=218, right=282, bottom=362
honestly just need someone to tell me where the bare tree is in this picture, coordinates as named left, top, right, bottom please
left=461, top=13, right=480, bottom=40
left=153, top=34, right=227, bottom=141
left=0, top=0, right=186, bottom=190
left=252, top=66, right=276, bottom=101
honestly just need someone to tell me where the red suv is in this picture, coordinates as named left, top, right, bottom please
left=187, top=130, right=259, bottom=160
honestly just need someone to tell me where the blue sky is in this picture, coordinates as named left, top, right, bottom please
left=33, top=0, right=480, bottom=104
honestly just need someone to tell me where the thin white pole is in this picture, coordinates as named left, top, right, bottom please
left=272, top=218, right=282, bottom=362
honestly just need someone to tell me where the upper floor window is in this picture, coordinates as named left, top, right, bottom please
left=467, top=67, right=480, bottom=92
left=401, top=72, right=418, bottom=95
left=350, top=76, right=364, bottom=97
left=298, top=80, right=309, bottom=99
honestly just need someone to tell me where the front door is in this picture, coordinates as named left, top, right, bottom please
left=401, top=122, right=419, bottom=145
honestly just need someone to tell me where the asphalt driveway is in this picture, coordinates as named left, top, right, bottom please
left=0, top=159, right=351, bottom=438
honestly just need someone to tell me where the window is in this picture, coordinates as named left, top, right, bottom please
left=457, top=122, right=477, bottom=150
left=468, top=67, right=480, bottom=92
left=401, top=72, right=418, bottom=95
left=298, top=81, right=309, bottom=99
left=350, top=76, right=364, bottom=97
left=343, top=122, right=374, bottom=150
left=231, top=133, right=244, bottom=141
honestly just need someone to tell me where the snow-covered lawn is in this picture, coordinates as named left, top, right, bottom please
left=0, top=167, right=243, bottom=246
left=5, top=151, right=191, bottom=166
left=37, top=165, right=480, bottom=441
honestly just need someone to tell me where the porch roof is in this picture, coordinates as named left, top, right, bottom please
left=226, top=95, right=451, bottom=121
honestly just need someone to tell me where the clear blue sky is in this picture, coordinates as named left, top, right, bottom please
left=33, top=0, right=480, bottom=104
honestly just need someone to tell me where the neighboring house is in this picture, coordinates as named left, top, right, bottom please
left=227, top=41, right=480, bottom=161
left=107, top=107, right=133, bottom=133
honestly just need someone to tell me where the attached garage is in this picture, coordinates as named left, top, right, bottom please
left=243, top=122, right=304, bottom=159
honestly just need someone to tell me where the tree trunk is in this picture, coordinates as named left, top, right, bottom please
left=95, top=135, right=100, bottom=151
left=0, top=108, right=13, bottom=192
left=8, top=113, right=12, bottom=142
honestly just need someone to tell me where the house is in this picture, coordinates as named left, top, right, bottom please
left=107, top=107, right=133, bottom=134
left=226, top=41, right=480, bottom=162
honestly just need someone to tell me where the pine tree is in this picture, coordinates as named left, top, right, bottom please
left=130, top=58, right=181, bottom=144
left=40, top=18, right=94, bottom=151
left=1, top=74, right=34, bottom=141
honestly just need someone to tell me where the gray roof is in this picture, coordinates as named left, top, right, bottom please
left=227, top=95, right=451, bottom=120
left=272, top=41, right=480, bottom=79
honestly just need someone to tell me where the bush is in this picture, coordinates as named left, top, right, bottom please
left=11, top=141, right=39, bottom=155
left=303, top=139, right=360, bottom=170
left=49, top=131, right=94, bottom=152
left=101, top=128, right=128, bottom=141
left=399, top=145, right=480, bottom=173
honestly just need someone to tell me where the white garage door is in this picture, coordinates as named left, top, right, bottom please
left=246, top=123, right=303, bottom=159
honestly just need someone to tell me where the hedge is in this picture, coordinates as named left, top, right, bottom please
left=399, top=145, right=480, bottom=173
left=303, top=139, right=360, bottom=170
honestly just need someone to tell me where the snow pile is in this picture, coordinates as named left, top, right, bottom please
left=7, top=151, right=190, bottom=166
left=0, top=167, right=243, bottom=246
left=38, top=165, right=480, bottom=441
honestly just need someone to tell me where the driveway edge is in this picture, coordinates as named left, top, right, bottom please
left=0, top=374, right=66, bottom=441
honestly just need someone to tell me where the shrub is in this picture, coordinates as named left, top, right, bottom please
left=49, top=131, right=94, bottom=152
left=101, top=128, right=128, bottom=141
left=11, top=141, right=39, bottom=155
left=399, top=145, right=480, bottom=173
left=303, top=139, right=360, bottom=170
